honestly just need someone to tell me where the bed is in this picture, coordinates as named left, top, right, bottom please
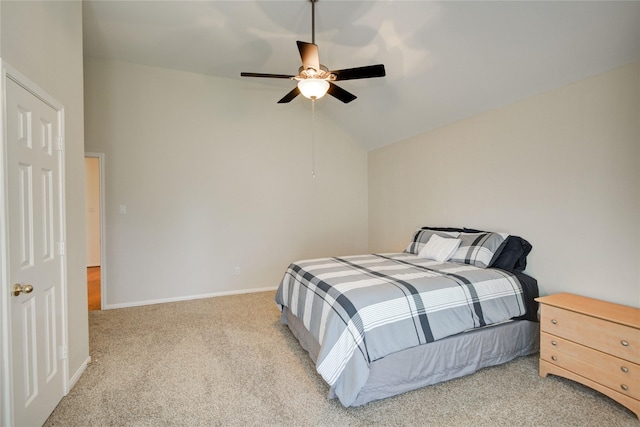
left=275, top=227, right=539, bottom=407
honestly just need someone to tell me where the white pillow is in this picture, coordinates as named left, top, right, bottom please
left=418, top=234, right=462, bottom=262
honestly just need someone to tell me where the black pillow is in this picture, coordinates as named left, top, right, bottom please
left=491, top=236, right=532, bottom=273
left=420, top=226, right=463, bottom=232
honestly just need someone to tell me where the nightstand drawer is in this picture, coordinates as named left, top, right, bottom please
left=540, top=304, right=640, bottom=364
left=541, top=332, right=640, bottom=399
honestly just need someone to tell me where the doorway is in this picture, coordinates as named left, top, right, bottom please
left=84, top=153, right=105, bottom=310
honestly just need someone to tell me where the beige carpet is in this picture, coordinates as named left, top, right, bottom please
left=45, top=291, right=637, bottom=426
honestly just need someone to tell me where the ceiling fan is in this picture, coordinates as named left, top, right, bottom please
left=241, top=0, right=386, bottom=104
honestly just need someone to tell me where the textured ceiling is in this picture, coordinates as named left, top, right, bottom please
left=83, top=1, right=640, bottom=150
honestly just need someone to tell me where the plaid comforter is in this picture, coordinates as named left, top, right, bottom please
left=275, top=253, right=526, bottom=406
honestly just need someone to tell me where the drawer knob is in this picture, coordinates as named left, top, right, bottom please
left=551, top=319, right=558, bottom=325
left=551, top=341, right=557, bottom=346
left=551, top=355, right=557, bottom=361
left=621, top=340, right=629, bottom=347
left=621, top=384, right=629, bottom=391
left=621, top=366, right=629, bottom=373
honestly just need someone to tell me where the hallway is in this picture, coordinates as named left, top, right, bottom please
left=88, top=267, right=100, bottom=311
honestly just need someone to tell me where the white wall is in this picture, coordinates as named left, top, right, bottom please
left=0, top=0, right=89, bottom=389
left=369, top=63, right=640, bottom=307
left=83, top=57, right=368, bottom=308
left=85, top=157, right=101, bottom=267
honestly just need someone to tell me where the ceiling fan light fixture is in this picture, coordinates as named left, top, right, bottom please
left=297, top=78, right=330, bottom=99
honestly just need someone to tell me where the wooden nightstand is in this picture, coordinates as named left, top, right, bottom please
left=536, top=293, right=640, bottom=419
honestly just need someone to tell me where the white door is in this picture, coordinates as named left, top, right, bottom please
left=6, top=76, right=65, bottom=426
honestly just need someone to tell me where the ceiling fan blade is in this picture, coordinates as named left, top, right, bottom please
left=327, top=83, right=357, bottom=104
left=277, top=87, right=301, bottom=104
left=331, top=64, right=386, bottom=81
left=241, top=72, right=295, bottom=79
left=297, top=41, right=320, bottom=71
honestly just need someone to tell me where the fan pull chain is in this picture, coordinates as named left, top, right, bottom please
left=311, top=98, right=316, bottom=178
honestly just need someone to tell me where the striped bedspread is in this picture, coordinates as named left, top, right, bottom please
left=275, top=253, right=527, bottom=406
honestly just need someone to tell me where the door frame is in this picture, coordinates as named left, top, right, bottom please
left=0, top=59, right=69, bottom=426
left=84, top=152, right=107, bottom=309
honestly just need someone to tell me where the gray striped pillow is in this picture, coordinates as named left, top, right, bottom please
left=449, top=232, right=509, bottom=268
left=405, top=228, right=461, bottom=254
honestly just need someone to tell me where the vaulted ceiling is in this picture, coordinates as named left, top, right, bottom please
left=83, top=1, right=640, bottom=150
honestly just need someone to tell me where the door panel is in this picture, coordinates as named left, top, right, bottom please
left=21, top=297, right=38, bottom=406
left=17, top=162, right=34, bottom=268
left=42, top=168, right=55, bottom=262
left=6, top=77, right=65, bottom=427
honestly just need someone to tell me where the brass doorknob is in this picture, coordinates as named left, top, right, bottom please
left=12, top=284, right=34, bottom=296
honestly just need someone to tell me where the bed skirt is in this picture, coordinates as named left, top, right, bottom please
left=283, top=308, right=540, bottom=407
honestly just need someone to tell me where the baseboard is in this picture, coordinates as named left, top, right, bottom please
left=66, top=356, right=91, bottom=395
left=103, top=286, right=278, bottom=310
